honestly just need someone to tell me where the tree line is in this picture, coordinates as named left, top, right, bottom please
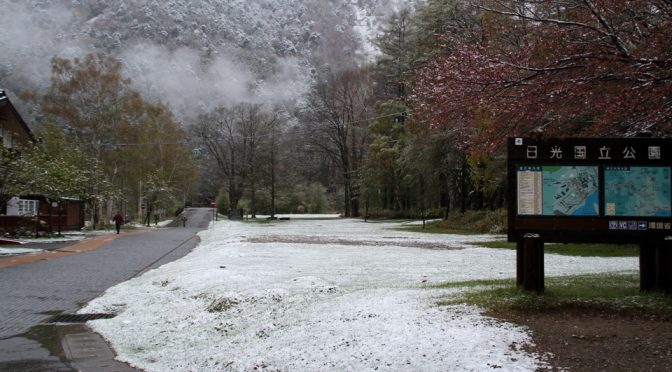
left=2, top=55, right=196, bottom=227
left=285, top=0, right=671, bottom=218
left=3, top=0, right=670, bottom=224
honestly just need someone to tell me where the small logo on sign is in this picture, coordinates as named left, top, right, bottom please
left=638, top=221, right=648, bottom=230
left=609, top=221, right=618, bottom=230
left=628, top=221, right=638, bottom=230
left=619, top=221, right=628, bottom=230
left=515, top=138, right=523, bottom=146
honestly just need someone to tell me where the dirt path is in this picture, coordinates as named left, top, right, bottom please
left=495, top=309, right=672, bottom=371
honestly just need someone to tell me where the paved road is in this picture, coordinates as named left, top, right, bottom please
left=0, top=207, right=214, bottom=371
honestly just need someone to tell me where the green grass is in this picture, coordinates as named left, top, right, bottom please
left=397, top=225, right=482, bottom=235
left=470, top=240, right=638, bottom=257
left=394, top=209, right=508, bottom=234
left=240, top=216, right=341, bottom=223
left=240, top=218, right=285, bottom=224
left=431, top=278, right=515, bottom=289
left=434, top=273, right=672, bottom=316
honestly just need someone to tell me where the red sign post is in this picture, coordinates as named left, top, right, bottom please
left=211, top=201, right=217, bottom=221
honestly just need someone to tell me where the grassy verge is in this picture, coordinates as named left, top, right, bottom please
left=239, top=216, right=342, bottom=224
left=399, top=209, right=507, bottom=234
left=400, top=224, right=482, bottom=235
left=469, top=241, right=638, bottom=257
left=434, top=273, right=672, bottom=317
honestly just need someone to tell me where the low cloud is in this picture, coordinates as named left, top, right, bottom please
left=0, top=1, right=87, bottom=92
left=1, top=1, right=313, bottom=123
left=119, top=43, right=255, bottom=121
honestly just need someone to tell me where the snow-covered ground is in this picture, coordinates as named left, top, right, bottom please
left=0, top=247, right=43, bottom=256
left=83, top=217, right=637, bottom=371
left=128, top=219, right=175, bottom=229
left=0, top=231, right=87, bottom=256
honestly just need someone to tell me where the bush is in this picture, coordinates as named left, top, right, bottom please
left=431, top=209, right=507, bottom=234
left=365, top=208, right=404, bottom=219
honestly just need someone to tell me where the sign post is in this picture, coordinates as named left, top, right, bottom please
left=35, top=199, right=40, bottom=239
left=210, top=201, right=216, bottom=222
left=508, top=137, right=672, bottom=293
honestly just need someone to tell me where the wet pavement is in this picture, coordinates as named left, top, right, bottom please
left=0, top=208, right=213, bottom=371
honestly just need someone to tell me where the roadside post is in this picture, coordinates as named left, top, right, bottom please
left=34, top=199, right=40, bottom=238
left=211, top=200, right=216, bottom=222
left=508, top=137, right=672, bottom=294
left=522, top=233, right=544, bottom=293
left=663, top=237, right=672, bottom=294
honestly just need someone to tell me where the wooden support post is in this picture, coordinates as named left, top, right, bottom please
left=522, top=233, right=544, bottom=293
left=640, top=243, right=657, bottom=291
left=516, top=239, right=524, bottom=287
left=657, top=238, right=672, bottom=294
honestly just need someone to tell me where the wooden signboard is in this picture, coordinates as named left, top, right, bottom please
left=508, top=137, right=672, bottom=243
left=507, top=137, right=672, bottom=292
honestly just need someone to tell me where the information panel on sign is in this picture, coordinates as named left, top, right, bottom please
left=604, top=166, right=672, bottom=217
left=508, top=137, right=672, bottom=243
left=516, top=165, right=599, bottom=216
left=542, top=166, right=599, bottom=216
left=517, top=166, right=542, bottom=215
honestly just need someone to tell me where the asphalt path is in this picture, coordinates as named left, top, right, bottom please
left=0, top=207, right=214, bottom=371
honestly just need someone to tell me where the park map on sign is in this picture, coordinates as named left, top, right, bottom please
left=542, top=166, right=599, bottom=216
left=605, top=167, right=672, bottom=217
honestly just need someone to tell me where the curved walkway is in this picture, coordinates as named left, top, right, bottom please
left=0, top=229, right=150, bottom=269
left=0, top=207, right=213, bottom=371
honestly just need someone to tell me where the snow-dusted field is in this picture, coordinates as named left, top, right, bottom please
left=83, top=218, right=636, bottom=371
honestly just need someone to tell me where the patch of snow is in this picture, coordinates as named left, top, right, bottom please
left=83, top=219, right=636, bottom=371
left=352, top=5, right=381, bottom=64
left=128, top=219, right=174, bottom=228
left=23, top=233, right=87, bottom=243
left=0, top=247, right=44, bottom=256
left=400, top=218, right=443, bottom=226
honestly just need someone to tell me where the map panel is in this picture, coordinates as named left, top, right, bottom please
left=517, top=166, right=542, bottom=215
left=541, top=166, right=599, bottom=216
left=605, top=166, right=672, bottom=217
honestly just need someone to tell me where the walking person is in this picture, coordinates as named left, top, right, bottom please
left=113, top=211, right=125, bottom=234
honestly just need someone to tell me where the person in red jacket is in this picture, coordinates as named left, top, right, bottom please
left=112, top=212, right=124, bottom=234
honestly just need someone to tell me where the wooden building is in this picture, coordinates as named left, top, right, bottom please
left=0, top=89, right=85, bottom=234
left=0, top=89, right=35, bottom=148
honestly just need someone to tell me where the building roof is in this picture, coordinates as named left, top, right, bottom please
left=0, top=89, right=36, bottom=143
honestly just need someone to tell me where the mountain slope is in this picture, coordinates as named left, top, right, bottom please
left=1, top=0, right=414, bottom=121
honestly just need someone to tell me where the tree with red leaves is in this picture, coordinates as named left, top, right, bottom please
left=412, top=0, right=672, bottom=154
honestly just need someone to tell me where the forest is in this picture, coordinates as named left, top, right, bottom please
left=2, top=0, right=671, bottom=226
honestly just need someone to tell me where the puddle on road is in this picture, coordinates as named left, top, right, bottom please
left=0, top=323, right=87, bottom=371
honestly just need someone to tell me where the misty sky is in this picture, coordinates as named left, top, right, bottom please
left=0, top=0, right=407, bottom=123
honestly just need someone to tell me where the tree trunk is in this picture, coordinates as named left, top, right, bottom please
left=250, top=179, right=257, bottom=218
left=343, top=175, right=351, bottom=217
left=47, top=201, right=53, bottom=234
left=350, top=194, right=359, bottom=217
left=270, top=132, right=276, bottom=218
left=460, top=156, right=468, bottom=214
